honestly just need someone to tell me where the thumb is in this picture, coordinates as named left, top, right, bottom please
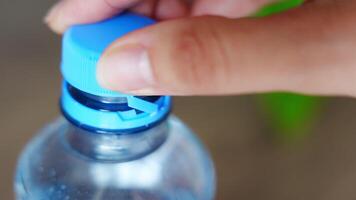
left=98, top=16, right=241, bottom=95
left=97, top=3, right=356, bottom=96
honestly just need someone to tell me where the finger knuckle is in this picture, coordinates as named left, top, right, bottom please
left=168, top=19, right=229, bottom=92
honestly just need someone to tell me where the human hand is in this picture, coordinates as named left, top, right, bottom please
left=45, top=0, right=356, bottom=97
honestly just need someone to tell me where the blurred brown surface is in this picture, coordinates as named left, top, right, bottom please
left=2, top=1, right=356, bottom=200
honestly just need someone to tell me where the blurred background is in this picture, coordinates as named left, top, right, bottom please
left=2, top=0, right=356, bottom=199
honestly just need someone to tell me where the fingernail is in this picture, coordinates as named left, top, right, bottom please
left=44, top=2, right=67, bottom=33
left=97, top=45, right=155, bottom=92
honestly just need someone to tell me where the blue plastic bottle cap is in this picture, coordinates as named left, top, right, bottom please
left=61, top=12, right=155, bottom=97
left=60, top=12, right=171, bottom=133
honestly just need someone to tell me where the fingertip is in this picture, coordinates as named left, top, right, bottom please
left=44, top=1, right=67, bottom=34
left=45, top=17, right=68, bottom=34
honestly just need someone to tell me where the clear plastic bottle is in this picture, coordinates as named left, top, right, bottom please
left=14, top=12, right=215, bottom=200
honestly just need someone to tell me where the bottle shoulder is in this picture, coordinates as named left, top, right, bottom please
left=16, top=116, right=215, bottom=200
left=23, top=116, right=208, bottom=162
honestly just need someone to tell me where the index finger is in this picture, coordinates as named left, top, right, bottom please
left=45, top=0, right=141, bottom=34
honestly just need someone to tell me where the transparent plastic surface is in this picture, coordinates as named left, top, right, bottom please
left=15, top=116, right=215, bottom=200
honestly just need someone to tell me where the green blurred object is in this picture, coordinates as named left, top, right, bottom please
left=258, top=93, right=321, bottom=142
left=255, top=0, right=304, bottom=17
left=254, top=0, right=321, bottom=142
